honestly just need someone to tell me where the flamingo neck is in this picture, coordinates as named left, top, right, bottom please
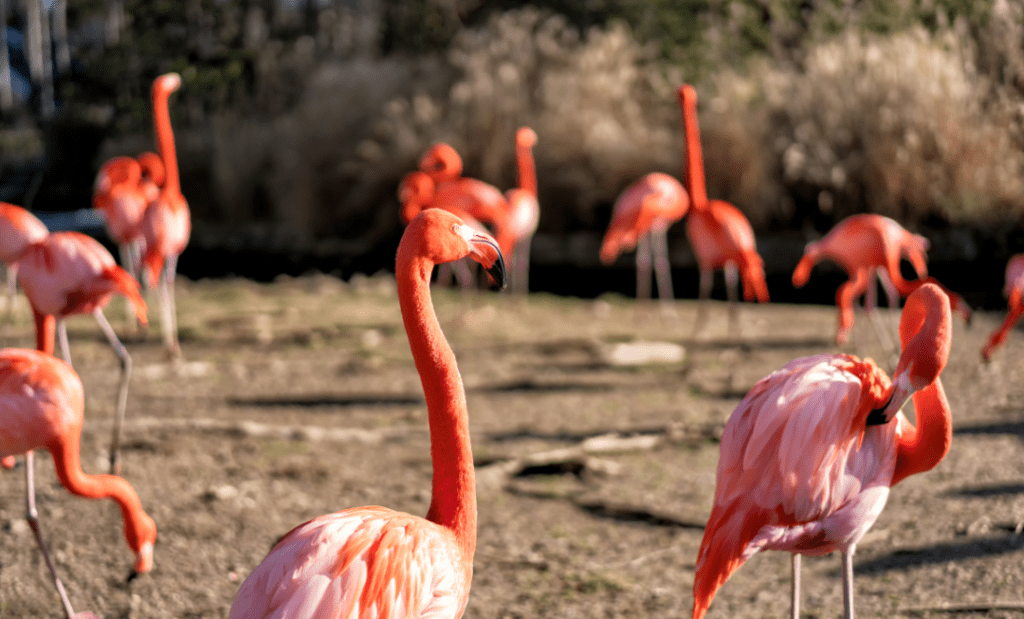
left=516, top=137, right=537, bottom=197
left=152, top=87, right=180, bottom=195
left=47, top=428, right=156, bottom=562
left=892, top=378, right=951, bottom=485
left=679, top=87, right=708, bottom=208
left=396, top=254, right=476, bottom=554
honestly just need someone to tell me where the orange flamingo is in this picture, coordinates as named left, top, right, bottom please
left=792, top=213, right=970, bottom=346
left=140, top=72, right=190, bottom=359
left=417, top=142, right=509, bottom=236
left=228, top=208, right=504, bottom=619
left=419, top=142, right=463, bottom=183
left=0, top=348, right=156, bottom=618
left=693, top=283, right=952, bottom=619
left=0, top=203, right=49, bottom=330
left=499, top=127, right=541, bottom=295
left=600, top=173, right=689, bottom=313
left=17, top=231, right=147, bottom=475
left=680, top=84, right=769, bottom=335
left=982, top=253, right=1024, bottom=361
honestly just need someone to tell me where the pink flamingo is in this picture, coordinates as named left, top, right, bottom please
left=600, top=173, right=689, bottom=313
left=17, top=231, right=147, bottom=475
left=792, top=213, right=970, bottom=346
left=228, top=209, right=504, bottom=619
left=140, top=72, right=191, bottom=359
left=418, top=142, right=463, bottom=183
left=982, top=254, right=1024, bottom=361
left=0, top=348, right=156, bottom=618
left=418, top=142, right=510, bottom=236
left=0, top=202, right=49, bottom=330
left=93, top=152, right=164, bottom=279
left=692, top=283, right=952, bottom=619
left=680, top=84, right=769, bottom=336
left=499, top=127, right=541, bottom=295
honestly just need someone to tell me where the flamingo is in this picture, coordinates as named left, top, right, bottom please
left=692, top=283, right=952, bottom=619
left=0, top=347, right=156, bottom=618
left=140, top=72, right=191, bottom=360
left=498, top=127, right=540, bottom=295
left=679, top=84, right=769, bottom=336
left=0, top=203, right=49, bottom=331
left=599, top=173, right=689, bottom=314
left=418, top=142, right=463, bottom=184
left=791, top=213, right=970, bottom=346
left=228, top=208, right=505, bottom=619
left=417, top=142, right=510, bottom=236
left=17, top=231, right=147, bottom=475
left=982, top=253, right=1024, bottom=361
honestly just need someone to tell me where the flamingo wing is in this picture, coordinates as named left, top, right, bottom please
left=230, top=507, right=468, bottom=619
left=0, top=349, right=83, bottom=458
left=694, top=354, right=896, bottom=616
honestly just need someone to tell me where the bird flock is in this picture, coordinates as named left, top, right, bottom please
left=0, top=76, right=1020, bottom=619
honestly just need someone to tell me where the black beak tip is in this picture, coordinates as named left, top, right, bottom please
left=487, top=255, right=507, bottom=291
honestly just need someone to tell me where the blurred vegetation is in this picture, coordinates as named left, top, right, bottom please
left=8, top=0, right=1024, bottom=261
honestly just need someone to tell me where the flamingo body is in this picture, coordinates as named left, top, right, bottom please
left=600, top=172, right=688, bottom=265
left=982, top=254, right=1024, bottom=360
left=0, top=203, right=49, bottom=262
left=498, top=127, right=540, bottom=295
left=93, top=157, right=151, bottom=247
left=694, top=283, right=953, bottom=619
left=229, top=209, right=505, bottom=619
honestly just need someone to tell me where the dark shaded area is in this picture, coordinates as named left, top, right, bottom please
left=486, top=427, right=668, bottom=444
left=472, top=378, right=616, bottom=394
left=954, top=421, right=1024, bottom=439
left=949, top=483, right=1024, bottom=498
left=573, top=498, right=706, bottom=529
left=855, top=533, right=1024, bottom=574
left=227, top=393, right=423, bottom=408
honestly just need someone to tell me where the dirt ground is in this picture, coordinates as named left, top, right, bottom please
left=0, top=273, right=1022, bottom=619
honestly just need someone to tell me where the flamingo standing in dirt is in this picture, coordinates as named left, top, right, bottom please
left=140, top=72, right=191, bottom=360
left=229, top=209, right=505, bottom=619
left=792, top=213, right=970, bottom=346
left=0, top=203, right=49, bottom=331
left=982, top=253, right=1024, bottom=361
left=679, top=84, right=769, bottom=336
left=0, top=348, right=156, bottom=619
left=498, top=127, right=540, bottom=295
left=17, top=231, right=147, bottom=475
left=693, top=283, right=952, bottom=619
left=599, top=172, right=689, bottom=314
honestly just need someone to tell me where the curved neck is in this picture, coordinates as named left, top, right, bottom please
left=47, top=427, right=153, bottom=552
left=516, top=136, right=537, bottom=197
left=679, top=87, right=708, bottom=208
left=152, top=87, right=180, bottom=195
left=396, top=254, right=476, bottom=554
left=892, top=378, right=951, bottom=486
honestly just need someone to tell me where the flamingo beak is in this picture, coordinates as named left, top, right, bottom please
left=131, top=541, right=154, bottom=577
left=467, top=231, right=507, bottom=290
left=866, top=374, right=912, bottom=426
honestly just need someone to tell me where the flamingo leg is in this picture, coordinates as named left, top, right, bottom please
left=842, top=545, right=856, bottom=619
left=691, top=266, right=714, bottom=337
left=57, top=320, right=71, bottom=365
left=864, top=269, right=896, bottom=356
left=635, top=233, right=653, bottom=304
left=791, top=553, right=801, bottom=619
left=160, top=254, right=181, bottom=358
left=725, top=261, right=740, bottom=338
left=25, top=450, right=79, bottom=619
left=93, top=307, right=132, bottom=475
left=119, top=242, right=144, bottom=337
left=649, top=228, right=677, bottom=317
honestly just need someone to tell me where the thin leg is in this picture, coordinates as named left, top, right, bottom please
left=650, top=229, right=677, bottom=318
left=791, top=553, right=801, bottom=619
left=93, top=308, right=132, bottom=476
left=119, top=244, right=139, bottom=337
left=865, top=269, right=896, bottom=355
left=635, top=234, right=652, bottom=304
left=724, top=261, right=740, bottom=338
left=842, top=546, right=856, bottom=619
left=691, top=267, right=713, bottom=337
left=161, top=255, right=181, bottom=359
left=25, top=450, right=78, bottom=618
left=57, top=320, right=71, bottom=365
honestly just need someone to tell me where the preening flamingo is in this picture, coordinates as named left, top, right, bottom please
left=17, top=231, right=147, bottom=475
left=140, top=72, right=191, bottom=359
left=792, top=213, right=970, bottom=346
left=419, top=142, right=463, bottom=184
left=0, top=203, right=49, bottom=331
left=417, top=142, right=509, bottom=236
left=982, top=253, right=1024, bottom=361
left=679, top=84, right=769, bottom=336
left=498, top=127, right=540, bottom=295
left=228, top=208, right=505, bottom=619
left=0, top=348, right=156, bottom=618
left=600, top=172, right=689, bottom=313
left=692, top=283, right=952, bottom=619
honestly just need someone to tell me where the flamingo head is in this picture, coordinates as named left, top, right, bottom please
left=95, top=157, right=141, bottom=195
left=137, top=152, right=166, bottom=188
left=404, top=209, right=506, bottom=289
left=152, top=72, right=182, bottom=99
left=125, top=509, right=157, bottom=576
left=418, top=143, right=463, bottom=183
left=516, top=127, right=537, bottom=148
